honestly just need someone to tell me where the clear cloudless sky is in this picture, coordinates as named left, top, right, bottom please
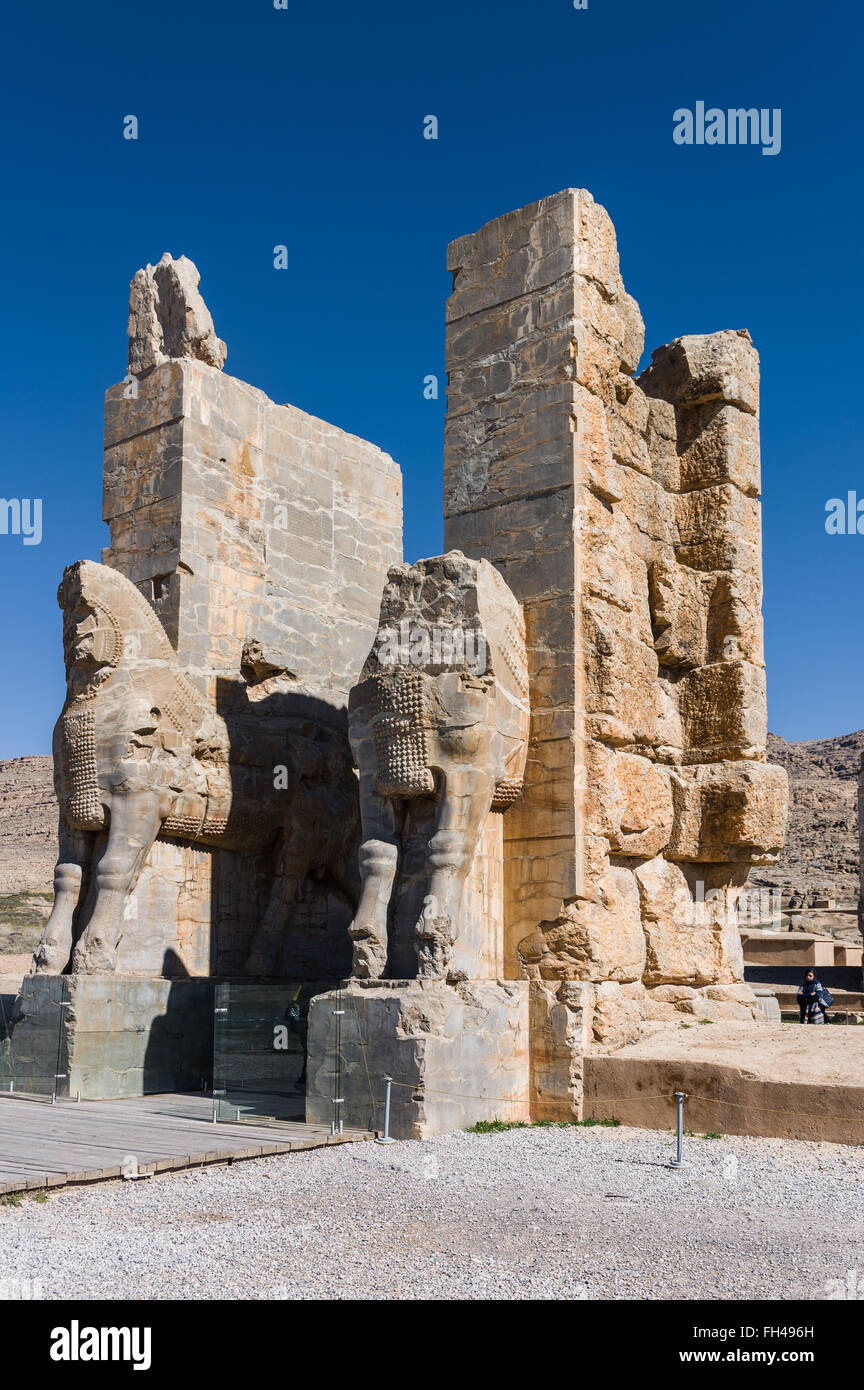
left=0, top=0, right=861, bottom=756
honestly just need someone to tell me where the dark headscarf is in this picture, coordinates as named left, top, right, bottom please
left=799, top=972, right=820, bottom=997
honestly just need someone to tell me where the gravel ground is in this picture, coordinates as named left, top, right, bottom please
left=2, top=1124, right=863, bottom=1301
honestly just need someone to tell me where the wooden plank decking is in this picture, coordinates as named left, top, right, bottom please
left=0, top=1093, right=372, bottom=1195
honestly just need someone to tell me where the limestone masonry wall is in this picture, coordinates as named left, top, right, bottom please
left=443, top=189, right=788, bottom=1116
left=103, top=360, right=402, bottom=705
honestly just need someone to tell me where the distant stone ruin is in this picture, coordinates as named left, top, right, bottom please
left=23, top=192, right=789, bottom=1132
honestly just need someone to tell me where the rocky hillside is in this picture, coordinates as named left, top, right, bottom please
left=0, top=756, right=56, bottom=896
left=758, top=730, right=862, bottom=904
left=0, top=756, right=57, bottom=962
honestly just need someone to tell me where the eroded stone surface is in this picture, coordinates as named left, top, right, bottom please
left=128, top=253, right=227, bottom=375
left=443, top=188, right=787, bottom=1116
left=306, top=978, right=531, bottom=1139
left=347, top=552, right=529, bottom=982
left=33, top=560, right=359, bottom=978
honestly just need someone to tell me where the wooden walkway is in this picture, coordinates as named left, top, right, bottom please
left=0, top=1093, right=372, bottom=1195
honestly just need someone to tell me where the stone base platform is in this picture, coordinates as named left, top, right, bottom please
left=7, top=975, right=214, bottom=1100
left=583, top=1020, right=864, bottom=1145
left=305, top=978, right=530, bottom=1139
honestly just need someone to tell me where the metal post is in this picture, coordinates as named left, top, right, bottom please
left=53, top=990, right=70, bottom=1107
left=331, top=996, right=344, bottom=1135
left=669, top=1091, right=688, bottom=1167
left=375, top=1074, right=396, bottom=1144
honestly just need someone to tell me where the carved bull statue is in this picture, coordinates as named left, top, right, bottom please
left=34, top=560, right=357, bottom=976
left=347, top=552, right=530, bottom=980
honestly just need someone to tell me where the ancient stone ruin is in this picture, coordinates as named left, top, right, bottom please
left=22, top=192, right=788, bottom=1134
left=441, top=189, right=788, bottom=1119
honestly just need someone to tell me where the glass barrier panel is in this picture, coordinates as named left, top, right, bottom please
left=0, top=974, right=69, bottom=1102
left=213, top=981, right=315, bottom=1126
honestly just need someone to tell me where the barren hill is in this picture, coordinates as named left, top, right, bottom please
left=759, top=730, right=862, bottom=904
left=0, top=755, right=57, bottom=966
left=0, top=756, right=56, bottom=896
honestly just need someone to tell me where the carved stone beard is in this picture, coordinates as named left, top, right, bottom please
left=59, top=704, right=105, bottom=830
left=58, top=594, right=123, bottom=831
left=370, top=669, right=437, bottom=799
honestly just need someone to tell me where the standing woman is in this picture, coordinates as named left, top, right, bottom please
left=797, top=968, right=830, bottom=1024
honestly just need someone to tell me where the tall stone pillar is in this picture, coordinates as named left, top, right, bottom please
left=444, top=190, right=787, bottom=1118
left=445, top=189, right=643, bottom=965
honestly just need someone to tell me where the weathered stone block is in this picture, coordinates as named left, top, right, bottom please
left=678, top=660, right=767, bottom=759
left=587, top=746, right=673, bottom=858
left=668, top=761, right=789, bottom=862
left=528, top=979, right=594, bottom=1121
left=675, top=485, right=761, bottom=575
left=518, top=865, right=646, bottom=984
left=677, top=402, right=761, bottom=496
left=306, top=979, right=530, bottom=1139
left=6, top=976, right=213, bottom=1100
left=638, top=330, right=759, bottom=417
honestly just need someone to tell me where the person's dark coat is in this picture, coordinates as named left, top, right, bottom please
left=797, top=974, right=828, bottom=1024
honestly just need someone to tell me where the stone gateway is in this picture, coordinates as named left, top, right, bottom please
left=23, top=192, right=787, bottom=1133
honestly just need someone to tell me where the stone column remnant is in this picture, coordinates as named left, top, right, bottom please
left=109, top=253, right=402, bottom=705
left=443, top=189, right=788, bottom=1117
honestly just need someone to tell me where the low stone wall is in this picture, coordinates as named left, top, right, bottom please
left=741, top=932, right=835, bottom=967
left=583, top=1021, right=864, bottom=1144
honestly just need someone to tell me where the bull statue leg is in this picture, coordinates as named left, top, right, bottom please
left=32, top=819, right=91, bottom=974
left=349, top=775, right=398, bottom=980
left=244, top=838, right=306, bottom=977
left=70, top=790, right=163, bottom=974
left=417, top=766, right=493, bottom=980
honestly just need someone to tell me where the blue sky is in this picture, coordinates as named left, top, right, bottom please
left=0, top=0, right=860, bottom=756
